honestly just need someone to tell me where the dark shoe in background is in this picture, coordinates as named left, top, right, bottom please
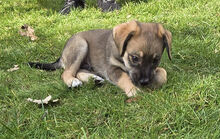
left=60, top=0, right=120, bottom=15
left=98, top=0, right=120, bottom=12
left=60, top=0, right=85, bottom=15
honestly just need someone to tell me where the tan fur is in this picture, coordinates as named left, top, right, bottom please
left=139, top=51, right=144, bottom=57
left=122, top=52, right=132, bottom=69
left=157, top=24, right=172, bottom=60
left=109, top=57, right=126, bottom=71
left=117, top=72, right=137, bottom=97
left=76, top=70, right=97, bottom=82
left=157, top=24, right=165, bottom=38
left=150, top=67, right=167, bottom=88
left=113, top=20, right=141, bottom=55
left=124, top=36, right=148, bottom=54
left=165, top=30, right=172, bottom=56
left=61, top=70, right=77, bottom=87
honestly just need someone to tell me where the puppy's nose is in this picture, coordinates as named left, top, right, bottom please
left=139, top=78, right=150, bottom=85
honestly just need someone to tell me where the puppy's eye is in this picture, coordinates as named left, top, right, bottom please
left=131, top=55, right=139, bottom=63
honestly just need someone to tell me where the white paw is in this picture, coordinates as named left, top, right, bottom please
left=71, top=79, right=82, bottom=88
left=92, top=75, right=104, bottom=82
left=126, top=88, right=138, bottom=97
left=127, top=91, right=136, bottom=97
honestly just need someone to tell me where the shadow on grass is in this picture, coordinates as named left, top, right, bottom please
left=37, top=0, right=63, bottom=12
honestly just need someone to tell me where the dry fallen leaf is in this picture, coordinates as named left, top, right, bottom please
left=7, top=65, right=19, bottom=72
left=19, top=24, right=38, bottom=41
left=27, top=95, right=59, bottom=105
left=126, top=96, right=141, bottom=103
left=127, top=15, right=131, bottom=18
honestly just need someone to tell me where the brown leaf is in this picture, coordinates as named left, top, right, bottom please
left=19, top=24, right=38, bottom=41
left=126, top=96, right=141, bottom=103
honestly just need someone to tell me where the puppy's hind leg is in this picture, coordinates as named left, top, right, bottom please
left=76, top=69, right=104, bottom=83
left=61, top=37, right=88, bottom=88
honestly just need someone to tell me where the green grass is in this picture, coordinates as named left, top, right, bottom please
left=0, top=0, right=220, bottom=138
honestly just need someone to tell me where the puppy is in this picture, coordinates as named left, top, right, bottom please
left=29, top=21, right=172, bottom=97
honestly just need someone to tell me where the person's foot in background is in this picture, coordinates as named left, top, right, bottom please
left=97, top=0, right=120, bottom=12
left=60, top=0, right=120, bottom=15
left=59, top=0, right=85, bottom=15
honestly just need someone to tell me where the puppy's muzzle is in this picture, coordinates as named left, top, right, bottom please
left=138, top=70, right=155, bottom=86
left=139, top=78, right=150, bottom=86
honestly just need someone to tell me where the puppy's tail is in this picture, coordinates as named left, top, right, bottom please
left=28, top=58, right=62, bottom=71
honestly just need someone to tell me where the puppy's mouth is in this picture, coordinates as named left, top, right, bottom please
left=129, top=73, right=142, bottom=86
left=129, top=72, right=154, bottom=86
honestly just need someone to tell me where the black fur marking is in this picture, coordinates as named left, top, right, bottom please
left=74, top=0, right=85, bottom=8
left=163, top=35, right=172, bottom=60
left=28, top=58, right=61, bottom=71
left=121, top=33, right=133, bottom=57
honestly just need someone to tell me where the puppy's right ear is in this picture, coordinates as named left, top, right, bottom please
left=163, top=30, right=172, bottom=60
left=113, top=20, right=141, bottom=57
left=157, top=24, right=172, bottom=60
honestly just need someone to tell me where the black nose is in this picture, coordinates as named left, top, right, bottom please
left=139, top=78, right=150, bottom=85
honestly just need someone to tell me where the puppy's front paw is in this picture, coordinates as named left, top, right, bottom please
left=126, top=87, right=138, bottom=97
left=150, top=67, right=167, bottom=88
left=92, top=75, right=104, bottom=83
left=71, top=78, right=82, bottom=88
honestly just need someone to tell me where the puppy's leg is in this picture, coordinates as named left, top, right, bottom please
left=108, top=67, right=138, bottom=97
left=62, top=68, right=83, bottom=88
left=76, top=69, right=104, bottom=83
left=150, top=67, right=167, bottom=88
left=61, top=37, right=88, bottom=88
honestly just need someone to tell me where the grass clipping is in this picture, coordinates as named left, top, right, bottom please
left=27, top=95, right=59, bottom=105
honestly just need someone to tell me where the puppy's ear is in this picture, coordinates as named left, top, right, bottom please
left=164, top=30, right=172, bottom=60
left=158, top=24, right=172, bottom=60
left=113, top=20, right=141, bottom=57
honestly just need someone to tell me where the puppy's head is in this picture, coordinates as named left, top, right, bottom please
left=113, top=21, right=172, bottom=86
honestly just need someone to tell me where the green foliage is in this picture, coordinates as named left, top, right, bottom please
left=0, top=0, right=220, bottom=138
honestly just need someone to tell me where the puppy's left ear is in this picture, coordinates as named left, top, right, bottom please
left=158, top=24, right=172, bottom=60
left=113, top=20, right=141, bottom=57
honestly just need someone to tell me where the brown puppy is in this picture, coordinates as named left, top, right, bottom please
left=29, top=21, right=172, bottom=97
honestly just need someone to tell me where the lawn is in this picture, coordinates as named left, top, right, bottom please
left=0, top=0, right=220, bottom=138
